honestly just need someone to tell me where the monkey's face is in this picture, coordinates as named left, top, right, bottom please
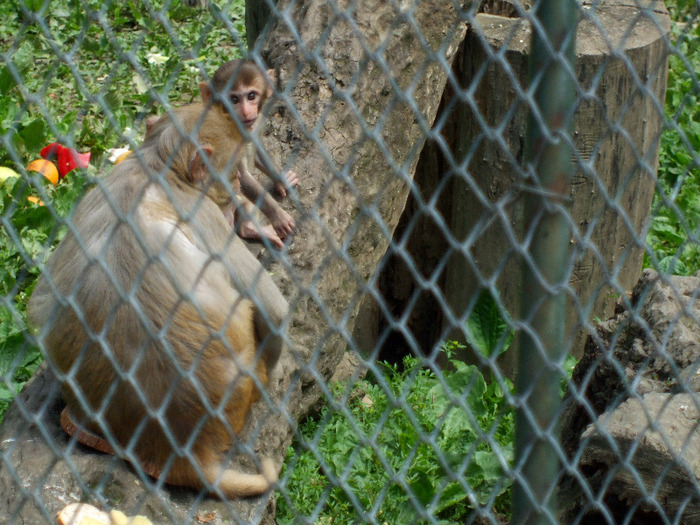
left=229, top=85, right=265, bottom=130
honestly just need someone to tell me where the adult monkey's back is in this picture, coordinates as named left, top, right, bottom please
left=27, top=102, right=286, bottom=498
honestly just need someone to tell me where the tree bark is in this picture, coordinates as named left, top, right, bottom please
left=256, top=0, right=476, bottom=416
left=371, top=0, right=671, bottom=377
left=245, top=0, right=275, bottom=48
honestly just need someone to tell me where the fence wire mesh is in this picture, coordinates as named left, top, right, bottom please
left=0, top=0, right=698, bottom=523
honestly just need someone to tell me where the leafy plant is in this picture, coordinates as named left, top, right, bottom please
left=646, top=3, right=700, bottom=274
left=0, top=0, right=246, bottom=168
left=276, top=288, right=583, bottom=524
left=0, top=169, right=90, bottom=417
left=277, top=291, right=516, bottom=524
left=277, top=352, right=514, bottom=524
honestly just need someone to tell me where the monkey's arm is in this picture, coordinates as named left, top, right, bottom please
left=238, top=167, right=295, bottom=237
left=253, top=151, right=299, bottom=199
left=253, top=150, right=280, bottom=179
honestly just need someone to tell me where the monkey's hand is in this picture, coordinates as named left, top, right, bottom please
left=273, top=170, right=299, bottom=199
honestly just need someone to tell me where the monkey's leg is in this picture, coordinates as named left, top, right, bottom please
left=225, top=235, right=288, bottom=371
left=238, top=221, right=285, bottom=250
left=235, top=199, right=285, bottom=249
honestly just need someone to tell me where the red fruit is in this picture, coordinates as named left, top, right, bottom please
left=40, top=142, right=92, bottom=178
left=56, top=147, right=90, bottom=177
left=40, top=142, right=62, bottom=160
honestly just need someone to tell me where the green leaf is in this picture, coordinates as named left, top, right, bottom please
left=659, top=255, right=689, bottom=275
left=466, top=289, right=514, bottom=359
left=0, top=97, right=21, bottom=134
left=409, top=470, right=435, bottom=505
left=104, top=89, right=123, bottom=113
left=0, top=67, right=18, bottom=96
left=55, top=110, right=78, bottom=136
left=23, top=0, right=44, bottom=12
left=470, top=451, right=510, bottom=505
left=441, top=406, right=476, bottom=438
left=18, top=118, right=48, bottom=154
left=436, top=481, right=468, bottom=513
left=0, top=387, right=14, bottom=404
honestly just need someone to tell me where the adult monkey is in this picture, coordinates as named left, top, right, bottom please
left=28, top=94, right=288, bottom=497
left=148, top=59, right=298, bottom=249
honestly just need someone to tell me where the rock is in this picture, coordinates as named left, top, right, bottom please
left=560, top=269, right=700, bottom=522
left=580, top=393, right=700, bottom=522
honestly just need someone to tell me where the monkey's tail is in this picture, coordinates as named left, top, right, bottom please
left=162, top=449, right=278, bottom=498
left=199, top=457, right=278, bottom=498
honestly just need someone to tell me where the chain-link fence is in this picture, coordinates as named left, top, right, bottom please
left=0, top=0, right=698, bottom=523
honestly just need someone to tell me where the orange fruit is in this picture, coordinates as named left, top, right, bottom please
left=26, top=196, right=44, bottom=206
left=26, top=158, right=60, bottom=185
left=114, top=150, right=132, bottom=164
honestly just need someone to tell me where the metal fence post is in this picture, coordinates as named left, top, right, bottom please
left=513, top=0, right=578, bottom=523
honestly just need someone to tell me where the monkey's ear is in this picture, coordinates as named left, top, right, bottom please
left=199, top=82, right=212, bottom=103
left=189, top=144, right=214, bottom=183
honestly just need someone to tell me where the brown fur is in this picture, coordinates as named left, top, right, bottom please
left=29, top=101, right=286, bottom=498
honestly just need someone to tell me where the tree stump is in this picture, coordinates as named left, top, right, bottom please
left=370, top=0, right=671, bottom=376
left=256, top=0, right=475, bottom=414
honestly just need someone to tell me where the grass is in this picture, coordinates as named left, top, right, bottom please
left=277, top=290, right=577, bottom=524
left=645, top=2, right=700, bottom=274
left=277, top=346, right=515, bottom=524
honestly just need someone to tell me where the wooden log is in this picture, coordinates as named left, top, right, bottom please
left=372, top=0, right=671, bottom=376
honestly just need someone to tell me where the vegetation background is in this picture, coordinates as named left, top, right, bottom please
left=0, top=0, right=697, bottom=522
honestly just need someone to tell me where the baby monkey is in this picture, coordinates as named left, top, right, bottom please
left=149, top=59, right=298, bottom=248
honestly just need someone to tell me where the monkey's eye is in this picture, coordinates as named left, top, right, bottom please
left=247, top=91, right=258, bottom=101
left=230, top=95, right=240, bottom=104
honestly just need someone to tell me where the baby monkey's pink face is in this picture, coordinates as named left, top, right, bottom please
left=229, top=87, right=263, bottom=129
